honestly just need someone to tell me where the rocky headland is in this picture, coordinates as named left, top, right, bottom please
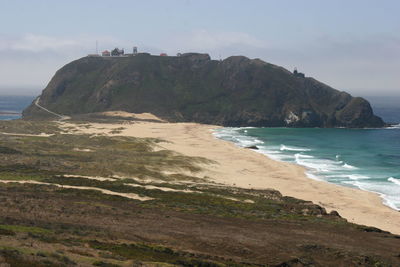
left=23, top=53, right=384, bottom=128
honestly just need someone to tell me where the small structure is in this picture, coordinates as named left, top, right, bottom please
left=133, top=46, right=138, bottom=55
left=177, top=53, right=182, bottom=57
left=160, top=53, right=167, bottom=56
left=293, top=67, right=305, bottom=78
left=102, top=50, right=111, bottom=57
left=111, top=48, right=125, bottom=56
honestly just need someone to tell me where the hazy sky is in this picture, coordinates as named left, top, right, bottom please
left=0, top=0, right=399, bottom=96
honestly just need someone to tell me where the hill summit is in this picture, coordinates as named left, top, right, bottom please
left=23, top=53, right=384, bottom=127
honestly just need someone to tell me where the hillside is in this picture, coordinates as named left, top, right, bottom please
left=23, top=53, right=384, bottom=127
left=0, top=119, right=399, bottom=266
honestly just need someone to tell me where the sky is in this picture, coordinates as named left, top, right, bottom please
left=0, top=0, right=399, bottom=97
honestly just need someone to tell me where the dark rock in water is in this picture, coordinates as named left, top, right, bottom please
left=23, top=53, right=385, bottom=128
left=245, top=145, right=259, bottom=150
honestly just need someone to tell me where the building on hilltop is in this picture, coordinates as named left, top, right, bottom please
left=111, top=48, right=125, bottom=56
left=293, top=67, right=305, bottom=78
left=100, top=46, right=139, bottom=57
left=102, top=50, right=111, bottom=57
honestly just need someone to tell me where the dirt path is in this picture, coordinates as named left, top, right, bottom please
left=0, top=180, right=153, bottom=201
left=34, top=97, right=70, bottom=120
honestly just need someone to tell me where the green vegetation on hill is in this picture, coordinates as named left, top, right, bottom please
left=23, top=53, right=384, bottom=127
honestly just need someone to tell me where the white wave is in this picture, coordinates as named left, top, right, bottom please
left=383, top=198, right=400, bottom=211
left=264, top=154, right=292, bottom=161
left=213, top=128, right=246, bottom=140
left=386, top=124, right=400, bottom=129
left=280, top=144, right=311, bottom=152
left=259, top=149, right=281, bottom=154
left=256, top=148, right=293, bottom=161
left=213, top=128, right=266, bottom=148
left=388, top=177, right=400, bottom=186
left=294, top=153, right=314, bottom=159
left=295, top=157, right=344, bottom=173
left=305, top=172, right=324, bottom=181
left=212, top=129, right=234, bottom=139
left=343, top=180, right=400, bottom=211
left=235, top=137, right=264, bottom=147
left=294, top=153, right=349, bottom=173
left=327, top=174, right=370, bottom=180
left=342, top=163, right=358, bottom=170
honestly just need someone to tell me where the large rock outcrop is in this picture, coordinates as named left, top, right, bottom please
left=23, top=53, right=385, bottom=127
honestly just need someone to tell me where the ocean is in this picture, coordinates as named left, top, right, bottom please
left=0, top=95, right=35, bottom=120
left=214, top=99, right=400, bottom=211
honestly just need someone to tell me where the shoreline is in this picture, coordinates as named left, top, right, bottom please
left=212, top=127, right=400, bottom=212
left=61, top=119, right=400, bottom=235
left=0, top=111, right=21, bottom=115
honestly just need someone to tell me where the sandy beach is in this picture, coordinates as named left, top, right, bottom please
left=61, top=115, right=400, bottom=235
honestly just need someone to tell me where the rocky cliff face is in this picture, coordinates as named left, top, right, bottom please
left=23, top=53, right=385, bottom=127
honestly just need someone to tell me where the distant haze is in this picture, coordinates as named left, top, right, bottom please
left=0, top=0, right=399, bottom=98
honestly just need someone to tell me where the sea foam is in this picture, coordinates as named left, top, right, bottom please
left=387, top=124, right=400, bottom=129
left=212, top=128, right=264, bottom=148
left=342, top=163, right=358, bottom=169
left=343, top=180, right=400, bottom=211
left=280, top=144, right=311, bottom=152
left=388, top=177, right=400, bottom=186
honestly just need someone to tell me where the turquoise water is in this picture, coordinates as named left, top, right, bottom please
left=214, top=125, right=400, bottom=210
